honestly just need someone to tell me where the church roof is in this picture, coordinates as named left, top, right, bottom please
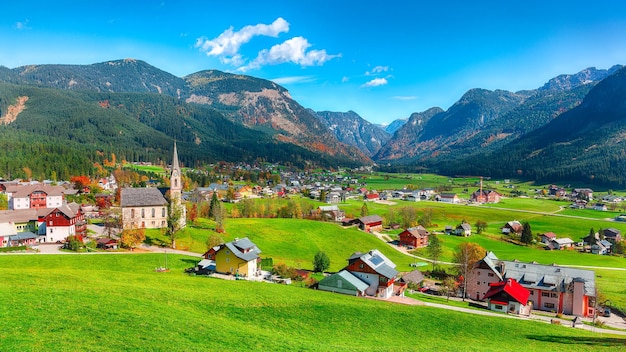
left=121, top=188, right=168, bottom=207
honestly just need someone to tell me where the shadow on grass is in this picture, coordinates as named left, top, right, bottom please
left=180, top=258, right=199, bottom=266
left=527, top=335, right=626, bottom=346
left=145, top=235, right=169, bottom=247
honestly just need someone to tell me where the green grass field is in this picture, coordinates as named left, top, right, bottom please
left=0, top=254, right=623, bottom=351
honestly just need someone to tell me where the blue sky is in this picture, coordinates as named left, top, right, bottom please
left=2, top=1, right=626, bottom=125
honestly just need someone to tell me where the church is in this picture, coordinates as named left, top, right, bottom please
left=120, top=143, right=186, bottom=230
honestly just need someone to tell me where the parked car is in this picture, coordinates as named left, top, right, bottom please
left=603, top=308, right=611, bottom=317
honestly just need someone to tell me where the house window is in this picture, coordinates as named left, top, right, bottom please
left=131, top=209, right=135, bottom=218
left=141, top=209, right=145, bottom=218
left=226, top=258, right=230, bottom=263
left=542, top=292, right=550, bottom=297
left=359, top=264, right=364, bottom=269
left=488, top=273, right=494, bottom=277
left=476, top=281, right=480, bottom=285
left=152, top=208, right=155, bottom=217
left=495, top=305, right=503, bottom=310
left=162, top=208, right=166, bottom=217
left=530, top=291, right=534, bottom=296
left=551, top=293, right=558, bottom=298
left=544, top=303, right=555, bottom=309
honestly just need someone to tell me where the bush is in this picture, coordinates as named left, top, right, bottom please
left=272, top=263, right=296, bottom=279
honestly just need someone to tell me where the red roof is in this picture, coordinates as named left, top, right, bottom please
left=483, top=279, right=530, bottom=305
left=542, top=232, right=557, bottom=239
left=365, top=193, right=379, bottom=200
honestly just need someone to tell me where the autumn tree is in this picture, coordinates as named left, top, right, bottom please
left=0, top=194, right=8, bottom=210
left=121, top=226, right=146, bottom=249
left=399, top=206, right=418, bottom=228
left=453, top=242, right=486, bottom=300
left=167, top=202, right=183, bottom=248
left=418, top=208, right=433, bottom=228
left=441, top=276, right=458, bottom=302
left=188, top=203, right=198, bottom=223
left=70, top=175, right=91, bottom=190
left=206, top=234, right=224, bottom=251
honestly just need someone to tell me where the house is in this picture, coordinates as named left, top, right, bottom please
left=364, top=193, right=380, bottom=202
left=470, top=189, right=501, bottom=204
left=325, top=191, right=341, bottom=204
left=455, top=223, right=472, bottom=237
left=438, top=193, right=459, bottom=203
left=398, top=226, right=430, bottom=248
left=8, top=231, right=38, bottom=247
left=319, top=249, right=404, bottom=299
left=468, top=252, right=596, bottom=317
left=96, top=237, right=119, bottom=250
left=318, top=269, right=370, bottom=296
left=591, top=240, right=613, bottom=255
left=572, top=188, right=593, bottom=201
left=602, top=228, right=622, bottom=243
left=483, top=279, right=531, bottom=315
left=592, top=203, right=607, bottom=211
left=317, top=205, right=345, bottom=222
left=540, top=232, right=556, bottom=244
left=5, top=184, right=65, bottom=210
left=39, top=203, right=86, bottom=243
left=549, top=237, right=575, bottom=250
left=548, top=185, right=567, bottom=197
left=399, top=270, right=425, bottom=288
left=213, top=237, right=261, bottom=278
left=120, top=187, right=168, bottom=229
left=357, top=215, right=383, bottom=233
left=501, top=221, right=523, bottom=235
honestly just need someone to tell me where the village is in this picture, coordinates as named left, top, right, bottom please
left=1, top=144, right=625, bottom=333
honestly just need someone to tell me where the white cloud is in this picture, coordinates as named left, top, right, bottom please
left=365, top=65, right=389, bottom=75
left=239, top=36, right=340, bottom=71
left=341, top=76, right=350, bottom=83
left=361, top=77, right=388, bottom=87
left=15, top=19, right=30, bottom=30
left=271, top=75, right=316, bottom=84
left=195, top=17, right=289, bottom=57
left=392, top=95, right=418, bottom=100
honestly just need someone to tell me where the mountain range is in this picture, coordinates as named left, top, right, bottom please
left=1, top=59, right=626, bottom=186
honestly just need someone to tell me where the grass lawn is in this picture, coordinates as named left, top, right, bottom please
left=0, top=254, right=623, bottom=351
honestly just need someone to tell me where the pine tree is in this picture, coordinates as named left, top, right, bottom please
left=521, top=222, right=533, bottom=244
left=360, top=202, right=369, bottom=217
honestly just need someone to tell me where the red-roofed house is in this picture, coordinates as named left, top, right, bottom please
left=483, top=278, right=531, bottom=315
left=364, top=193, right=379, bottom=202
left=540, top=232, right=557, bottom=244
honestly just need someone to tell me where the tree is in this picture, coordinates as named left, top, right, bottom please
left=418, top=208, right=432, bottom=227
left=206, top=234, right=223, bottom=251
left=188, top=203, right=198, bottom=223
left=167, top=202, right=183, bottom=249
left=453, top=242, right=486, bottom=300
left=426, top=233, right=442, bottom=270
left=584, top=228, right=597, bottom=246
left=360, top=202, right=369, bottom=217
left=313, top=251, right=330, bottom=273
left=209, top=192, right=220, bottom=219
left=441, top=276, right=458, bottom=302
left=70, top=175, right=91, bottom=190
left=120, top=226, right=146, bottom=249
left=400, top=206, right=418, bottom=228
left=614, top=240, right=625, bottom=255
left=475, top=220, right=488, bottom=234
left=212, top=199, right=225, bottom=233
left=0, top=193, right=7, bottom=210
left=521, top=222, right=533, bottom=244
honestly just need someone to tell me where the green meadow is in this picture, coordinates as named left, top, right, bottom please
left=0, top=254, right=623, bottom=351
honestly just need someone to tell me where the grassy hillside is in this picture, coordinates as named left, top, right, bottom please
left=0, top=254, right=623, bottom=351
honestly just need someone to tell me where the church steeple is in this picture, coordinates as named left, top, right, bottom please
left=170, top=141, right=182, bottom=197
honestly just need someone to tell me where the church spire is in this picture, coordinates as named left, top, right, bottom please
left=172, top=141, right=180, bottom=174
left=170, top=141, right=182, bottom=195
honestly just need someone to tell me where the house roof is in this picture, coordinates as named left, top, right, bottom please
left=484, top=279, right=530, bottom=305
left=356, top=249, right=398, bottom=279
left=223, top=237, right=261, bottom=262
left=6, top=184, right=65, bottom=197
left=318, top=205, right=340, bottom=212
left=403, top=226, right=429, bottom=238
left=320, top=270, right=370, bottom=293
left=121, top=187, right=168, bottom=207
left=9, top=231, right=37, bottom=241
left=502, top=260, right=595, bottom=297
left=458, top=223, right=471, bottom=231
left=553, top=238, right=574, bottom=245
left=400, top=270, right=425, bottom=284
left=542, top=232, right=557, bottom=239
left=358, top=215, right=383, bottom=224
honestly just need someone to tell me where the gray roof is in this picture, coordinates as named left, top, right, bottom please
left=336, top=270, right=369, bottom=292
left=6, top=184, right=65, bottom=197
left=502, top=261, right=595, bottom=297
left=121, top=188, right=168, bottom=207
left=358, top=215, right=383, bottom=224
left=224, top=237, right=261, bottom=262
left=401, top=270, right=425, bottom=284
left=9, top=231, right=37, bottom=241
left=359, top=249, right=398, bottom=279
